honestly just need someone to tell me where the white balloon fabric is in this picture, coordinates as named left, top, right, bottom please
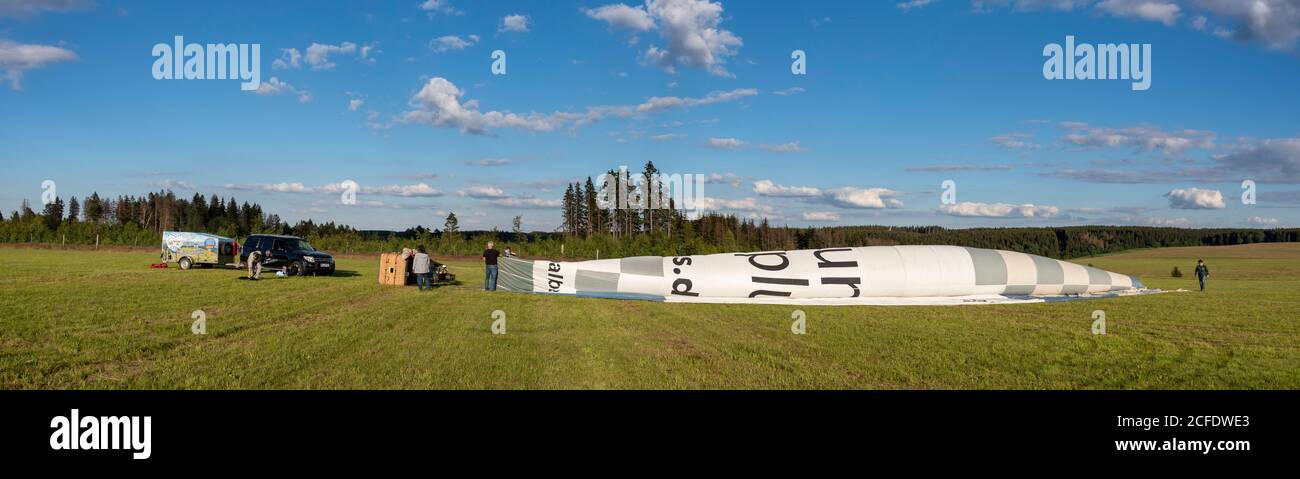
left=497, top=245, right=1155, bottom=305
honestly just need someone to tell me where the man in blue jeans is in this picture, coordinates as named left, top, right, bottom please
left=482, top=241, right=500, bottom=291
left=1194, top=259, right=1210, bottom=291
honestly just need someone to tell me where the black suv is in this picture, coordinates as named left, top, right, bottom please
left=241, top=234, right=335, bottom=276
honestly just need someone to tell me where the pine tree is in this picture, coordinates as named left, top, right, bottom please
left=84, top=192, right=104, bottom=223
left=443, top=211, right=459, bottom=234
left=67, top=196, right=80, bottom=222
left=42, top=196, right=64, bottom=230
left=583, top=176, right=600, bottom=237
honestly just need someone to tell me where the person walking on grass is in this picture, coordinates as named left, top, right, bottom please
left=482, top=241, right=500, bottom=291
left=412, top=245, right=432, bottom=291
left=1195, top=259, right=1210, bottom=291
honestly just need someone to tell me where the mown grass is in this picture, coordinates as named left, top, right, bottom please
left=1, top=243, right=1296, bottom=389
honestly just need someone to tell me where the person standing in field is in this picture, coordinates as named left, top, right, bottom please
left=482, top=241, right=500, bottom=291
left=412, top=245, right=432, bottom=291
left=1195, top=259, right=1210, bottom=291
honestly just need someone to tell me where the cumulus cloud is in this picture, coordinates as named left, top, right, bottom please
left=430, top=34, right=479, bottom=53
left=584, top=4, right=656, bottom=30
left=586, top=0, right=743, bottom=76
left=802, top=211, right=841, bottom=221
left=419, top=0, right=461, bottom=16
left=252, top=77, right=312, bottom=103
left=500, top=14, right=530, bottom=33
left=457, top=185, right=509, bottom=199
left=753, top=180, right=821, bottom=197
left=1166, top=187, right=1226, bottom=209
left=703, top=172, right=742, bottom=186
left=825, top=187, right=906, bottom=209
left=693, top=196, right=778, bottom=218
left=274, top=41, right=372, bottom=69
left=348, top=98, right=364, bottom=111
left=939, top=201, right=1062, bottom=218
left=0, top=40, right=77, bottom=90
left=396, top=77, right=754, bottom=134
left=752, top=180, right=904, bottom=209
left=1096, top=0, right=1182, bottom=25
left=706, top=137, right=746, bottom=149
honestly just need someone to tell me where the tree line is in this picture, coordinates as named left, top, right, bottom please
left=3, top=184, right=1299, bottom=260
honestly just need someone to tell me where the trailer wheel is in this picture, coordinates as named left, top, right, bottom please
left=178, top=257, right=193, bottom=270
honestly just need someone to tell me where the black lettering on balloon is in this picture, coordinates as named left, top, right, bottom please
left=821, top=277, right=861, bottom=297
left=735, top=252, right=789, bottom=271
left=814, top=248, right=857, bottom=269
left=749, top=290, right=792, bottom=298
left=671, top=278, right=699, bottom=297
left=752, top=276, right=810, bottom=286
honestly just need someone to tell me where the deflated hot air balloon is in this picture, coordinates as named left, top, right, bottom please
left=496, top=245, right=1156, bottom=305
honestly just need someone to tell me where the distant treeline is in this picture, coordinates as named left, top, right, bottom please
left=3, top=188, right=1299, bottom=260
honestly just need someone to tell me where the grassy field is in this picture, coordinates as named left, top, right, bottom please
left=1, top=243, right=1297, bottom=389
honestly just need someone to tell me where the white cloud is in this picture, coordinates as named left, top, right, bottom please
left=1096, top=0, right=1181, bottom=26
left=348, top=98, right=364, bottom=111
left=274, top=41, right=372, bottom=69
left=0, top=40, right=77, bottom=90
left=706, top=137, right=746, bottom=149
left=651, top=133, right=683, bottom=141
left=225, top=182, right=441, bottom=197
left=305, top=42, right=357, bottom=70
left=703, top=172, right=742, bottom=186
left=825, top=187, right=905, bottom=209
left=500, top=14, right=530, bottom=33
left=1165, top=187, right=1226, bottom=209
left=759, top=141, right=808, bottom=153
left=252, top=77, right=312, bottom=103
left=419, top=0, right=462, bottom=16
left=457, top=185, right=509, bottom=199
left=1062, top=124, right=1216, bottom=155
left=753, top=180, right=904, bottom=209
left=772, top=86, right=805, bottom=96
left=584, top=4, right=656, bottom=31
left=802, top=211, right=841, bottom=221
left=397, top=77, right=753, bottom=135
left=898, top=0, right=938, bottom=11
left=1247, top=216, right=1280, bottom=226
left=430, top=34, right=479, bottom=53
left=634, top=88, right=757, bottom=112
left=587, top=0, right=743, bottom=76
left=939, top=201, right=1062, bottom=218
left=753, top=179, right=821, bottom=197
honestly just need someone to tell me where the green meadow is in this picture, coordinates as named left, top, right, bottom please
left=1, top=243, right=1296, bottom=389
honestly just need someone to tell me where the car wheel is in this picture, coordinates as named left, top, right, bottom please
left=287, top=260, right=304, bottom=277
left=178, top=257, right=192, bottom=270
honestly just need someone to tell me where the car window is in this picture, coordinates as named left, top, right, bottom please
left=245, top=238, right=261, bottom=250
left=272, top=239, right=286, bottom=251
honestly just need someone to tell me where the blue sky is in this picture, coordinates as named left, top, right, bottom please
left=2, top=0, right=1299, bottom=231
